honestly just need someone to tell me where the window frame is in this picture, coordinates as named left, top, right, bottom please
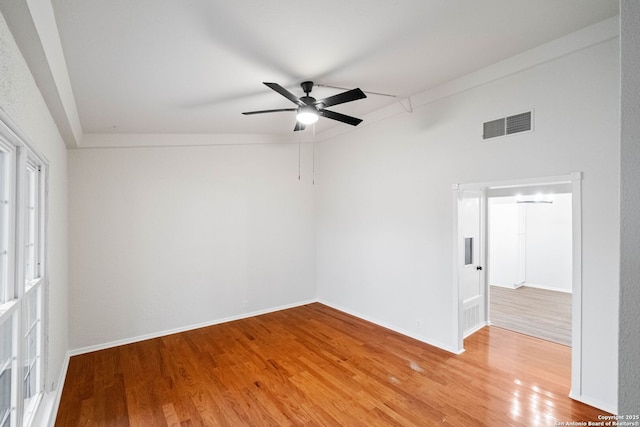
left=0, top=138, right=16, bottom=307
left=17, top=149, right=45, bottom=426
left=0, top=114, right=48, bottom=427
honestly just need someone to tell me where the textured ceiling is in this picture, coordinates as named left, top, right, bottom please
left=50, top=0, right=619, bottom=135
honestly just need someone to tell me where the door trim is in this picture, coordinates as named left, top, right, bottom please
left=452, top=172, right=583, bottom=398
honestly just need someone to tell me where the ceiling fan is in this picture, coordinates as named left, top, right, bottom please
left=242, top=81, right=367, bottom=131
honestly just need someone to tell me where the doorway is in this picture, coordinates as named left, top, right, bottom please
left=487, top=189, right=572, bottom=346
left=452, top=172, right=583, bottom=396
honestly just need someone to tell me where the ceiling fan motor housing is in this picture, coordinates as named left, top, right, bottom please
left=300, top=96, right=316, bottom=105
left=301, top=81, right=314, bottom=94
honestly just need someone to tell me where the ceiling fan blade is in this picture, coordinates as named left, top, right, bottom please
left=294, top=122, right=306, bottom=132
left=242, top=108, right=297, bottom=115
left=263, top=82, right=303, bottom=106
left=315, top=88, right=366, bottom=108
left=318, top=109, right=363, bottom=126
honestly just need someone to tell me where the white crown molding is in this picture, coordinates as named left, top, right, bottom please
left=315, top=16, right=619, bottom=143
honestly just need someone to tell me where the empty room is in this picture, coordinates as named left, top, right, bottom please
left=487, top=188, right=573, bottom=345
left=0, top=1, right=638, bottom=426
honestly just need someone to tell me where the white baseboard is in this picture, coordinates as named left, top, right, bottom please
left=569, top=391, right=617, bottom=415
left=30, top=349, right=70, bottom=427
left=47, top=352, right=71, bottom=427
left=464, top=321, right=489, bottom=338
left=69, top=298, right=465, bottom=359
left=490, top=283, right=524, bottom=290
left=317, top=299, right=463, bottom=355
left=69, top=299, right=317, bottom=357
left=523, top=283, right=572, bottom=293
left=490, top=283, right=572, bottom=293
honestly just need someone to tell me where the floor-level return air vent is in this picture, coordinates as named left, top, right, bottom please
left=483, top=111, right=532, bottom=140
left=463, top=295, right=483, bottom=337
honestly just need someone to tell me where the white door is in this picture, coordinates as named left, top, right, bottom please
left=459, top=190, right=486, bottom=337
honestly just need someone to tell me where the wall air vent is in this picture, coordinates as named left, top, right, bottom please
left=483, top=111, right=532, bottom=140
left=483, top=118, right=506, bottom=139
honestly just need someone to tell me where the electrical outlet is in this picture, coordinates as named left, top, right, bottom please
left=416, top=319, right=422, bottom=328
left=242, top=299, right=248, bottom=309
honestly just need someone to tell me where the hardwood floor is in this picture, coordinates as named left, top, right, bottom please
left=490, top=285, right=572, bottom=346
left=55, top=303, right=607, bottom=426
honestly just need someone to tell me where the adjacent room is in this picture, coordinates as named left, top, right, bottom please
left=488, top=187, right=573, bottom=346
left=0, top=0, right=638, bottom=426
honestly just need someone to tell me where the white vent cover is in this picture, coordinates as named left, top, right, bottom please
left=464, top=304, right=480, bottom=334
left=483, top=111, right=532, bottom=140
left=463, top=295, right=483, bottom=337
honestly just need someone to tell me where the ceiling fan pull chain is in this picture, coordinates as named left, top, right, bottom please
left=298, top=136, right=301, bottom=181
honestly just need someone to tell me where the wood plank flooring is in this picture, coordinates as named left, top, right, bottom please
left=490, top=285, right=572, bottom=346
left=55, top=303, right=607, bottom=426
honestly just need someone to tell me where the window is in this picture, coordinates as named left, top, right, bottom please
left=0, top=122, right=47, bottom=427
left=464, top=237, right=473, bottom=265
left=0, top=149, right=10, bottom=305
left=24, top=163, right=40, bottom=284
left=0, top=315, right=15, bottom=427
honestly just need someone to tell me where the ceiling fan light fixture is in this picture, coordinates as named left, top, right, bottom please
left=296, top=106, right=319, bottom=125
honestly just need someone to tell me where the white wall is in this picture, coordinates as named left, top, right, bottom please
left=619, top=0, right=640, bottom=415
left=490, top=194, right=572, bottom=292
left=0, top=10, right=68, bottom=393
left=525, top=194, right=572, bottom=291
left=68, top=141, right=316, bottom=349
left=317, top=33, right=619, bottom=409
left=489, top=199, right=520, bottom=287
